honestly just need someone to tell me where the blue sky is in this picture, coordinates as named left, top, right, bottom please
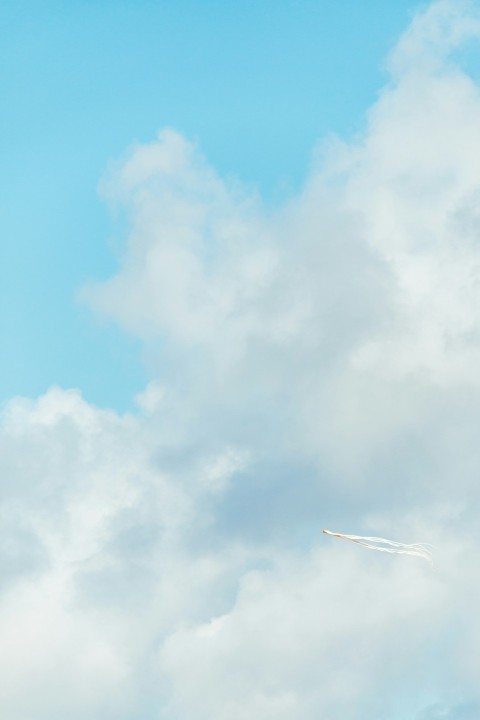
left=3, top=2, right=480, bottom=719
left=1, top=0, right=417, bottom=409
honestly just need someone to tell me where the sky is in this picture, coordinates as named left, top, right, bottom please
left=1, top=0, right=417, bottom=410
left=3, top=1, right=480, bottom=719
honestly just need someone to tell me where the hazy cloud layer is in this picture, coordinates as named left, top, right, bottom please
left=3, top=1, right=480, bottom=717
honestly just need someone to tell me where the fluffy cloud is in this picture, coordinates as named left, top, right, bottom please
left=0, top=388, right=252, bottom=719
left=4, top=1, right=480, bottom=717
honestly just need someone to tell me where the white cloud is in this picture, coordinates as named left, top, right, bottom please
left=388, top=0, right=480, bottom=79
left=4, top=1, right=480, bottom=717
left=0, top=387, right=253, bottom=719
left=160, top=548, right=446, bottom=720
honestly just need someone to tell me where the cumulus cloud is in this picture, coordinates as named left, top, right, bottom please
left=0, top=388, right=252, bottom=719
left=4, top=1, right=480, bottom=717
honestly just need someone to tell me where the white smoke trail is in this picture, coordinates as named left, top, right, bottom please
left=322, top=530, right=433, bottom=562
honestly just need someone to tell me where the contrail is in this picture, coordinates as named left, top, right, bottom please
left=322, top=529, right=433, bottom=562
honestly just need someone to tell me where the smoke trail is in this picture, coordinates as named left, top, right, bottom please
left=323, top=530, right=433, bottom=562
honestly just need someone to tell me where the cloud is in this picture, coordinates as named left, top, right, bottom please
left=160, top=548, right=445, bottom=720
left=0, top=387, right=252, bottom=719
left=388, top=0, right=480, bottom=78
left=4, top=1, right=480, bottom=717
left=418, top=700, right=480, bottom=719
